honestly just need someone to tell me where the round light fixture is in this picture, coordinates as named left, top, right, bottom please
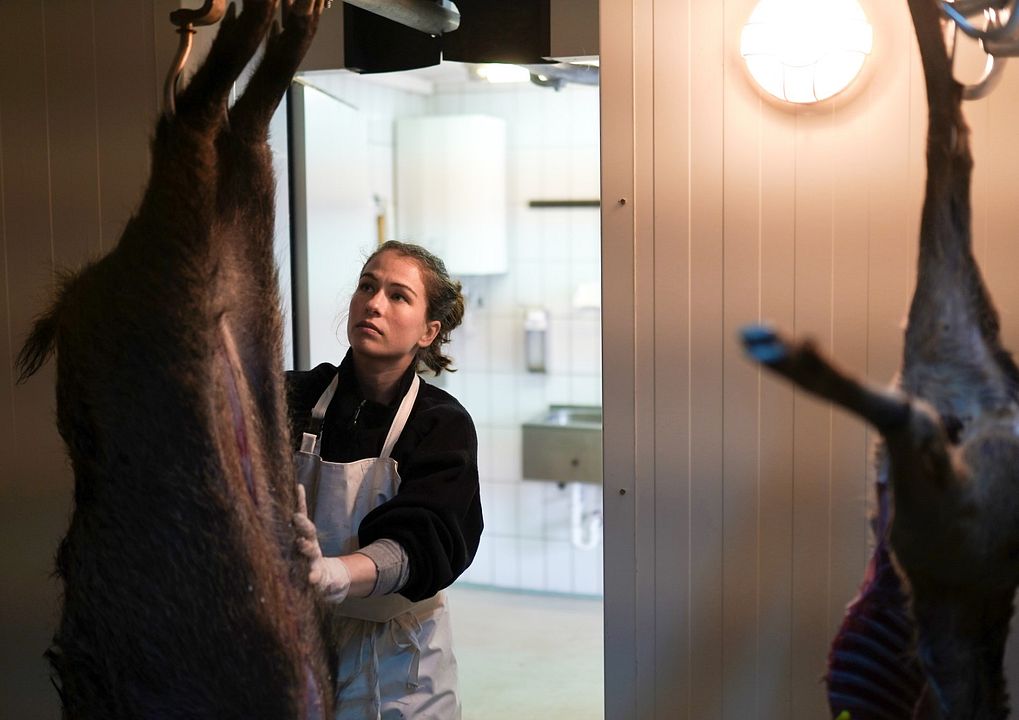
left=740, top=0, right=874, bottom=104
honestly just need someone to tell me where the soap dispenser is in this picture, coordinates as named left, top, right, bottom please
left=524, top=308, right=548, bottom=373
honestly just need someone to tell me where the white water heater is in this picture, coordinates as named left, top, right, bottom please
left=396, top=114, right=507, bottom=275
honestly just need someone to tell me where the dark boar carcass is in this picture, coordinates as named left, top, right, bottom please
left=742, top=0, right=1019, bottom=718
left=15, top=1, right=332, bottom=717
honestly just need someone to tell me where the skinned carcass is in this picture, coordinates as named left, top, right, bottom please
left=742, top=0, right=1019, bottom=718
left=15, top=1, right=332, bottom=717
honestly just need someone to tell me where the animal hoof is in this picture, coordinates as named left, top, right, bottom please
left=740, top=324, right=788, bottom=365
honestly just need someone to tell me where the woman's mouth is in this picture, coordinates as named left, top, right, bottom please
left=356, top=320, right=382, bottom=336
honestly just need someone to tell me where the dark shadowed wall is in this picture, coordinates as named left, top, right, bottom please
left=0, top=1, right=181, bottom=715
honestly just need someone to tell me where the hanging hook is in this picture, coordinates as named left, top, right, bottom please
left=163, top=0, right=228, bottom=117
left=942, top=0, right=1014, bottom=99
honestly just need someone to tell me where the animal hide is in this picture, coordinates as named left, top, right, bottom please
left=15, top=1, right=333, bottom=717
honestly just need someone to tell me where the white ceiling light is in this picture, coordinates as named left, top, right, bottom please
left=740, top=0, right=873, bottom=104
left=475, top=63, right=531, bottom=84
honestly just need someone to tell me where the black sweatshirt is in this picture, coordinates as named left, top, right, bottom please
left=286, top=350, right=483, bottom=601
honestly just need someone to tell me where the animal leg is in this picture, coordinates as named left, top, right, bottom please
left=230, top=0, right=327, bottom=141
left=901, top=0, right=1019, bottom=412
left=174, top=0, right=279, bottom=129
left=741, top=324, right=911, bottom=433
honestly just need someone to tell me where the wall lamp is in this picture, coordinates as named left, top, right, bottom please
left=740, top=0, right=874, bottom=104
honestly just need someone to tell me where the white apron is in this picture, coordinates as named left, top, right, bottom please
left=295, top=373, right=461, bottom=720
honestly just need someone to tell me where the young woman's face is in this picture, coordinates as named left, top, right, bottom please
left=347, top=250, right=440, bottom=367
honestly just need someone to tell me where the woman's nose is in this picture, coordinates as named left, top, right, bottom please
left=364, top=290, right=383, bottom=313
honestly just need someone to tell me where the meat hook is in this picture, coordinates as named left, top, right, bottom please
left=163, top=0, right=228, bottom=117
left=941, top=0, right=1014, bottom=99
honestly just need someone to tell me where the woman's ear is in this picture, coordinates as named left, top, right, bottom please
left=418, top=320, right=441, bottom=348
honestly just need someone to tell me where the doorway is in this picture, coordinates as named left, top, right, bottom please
left=283, top=61, right=605, bottom=718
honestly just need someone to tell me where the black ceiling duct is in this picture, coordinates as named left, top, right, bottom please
left=442, top=0, right=552, bottom=66
left=342, top=4, right=441, bottom=74
left=301, top=0, right=574, bottom=75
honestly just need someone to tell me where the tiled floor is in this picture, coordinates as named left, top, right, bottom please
left=447, top=585, right=604, bottom=720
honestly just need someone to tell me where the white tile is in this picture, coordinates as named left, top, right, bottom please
left=543, top=483, right=572, bottom=542
left=487, top=273, right=516, bottom=311
left=514, top=147, right=543, bottom=201
left=488, top=425, right=522, bottom=483
left=487, top=373, right=517, bottom=426
left=488, top=314, right=520, bottom=374
left=518, top=481, right=546, bottom=539
left=461, top=371, right=493, bottom=426
left=492, top=536, right=520, bottom=589
left=461, top=533, right=494, bottom=586
left=462, top=313, right=491, bottom=374
left=545, top=539, right=574, bottom=594
left=572, top=541, right=604, bottom=596
left=514, top=219, right=544, bottom=263
left=438, top=368, right=464, bottom=400
left=475, top=425, right=495, bottom=483
left=484, top=481, right=519, bottom=536
left=518, top=538, right=547, bottom=592
left=545, top=375, right=573, bottom=407
left=513, top=262, right=543, bottom=305
left=570, top=375, right=602, bottom=406
left=545, top=314, right=571, bottom=375
left=514, top=373, right=547, bottom=424
left=540, top=261, right=574, bottom=316
left=569, top=145, right=601, bottom=199
left=569, top=317, right=602, bottom=375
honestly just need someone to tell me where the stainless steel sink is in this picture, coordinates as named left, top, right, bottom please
left=522, top=405, right=603, bottom=484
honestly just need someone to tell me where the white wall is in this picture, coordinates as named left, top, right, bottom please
left=426, top=83, right=605, bottom=596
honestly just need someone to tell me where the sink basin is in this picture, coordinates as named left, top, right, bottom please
left=522, top=405, right=603, bottom=484
left=538, top=406, right=603, bottom=427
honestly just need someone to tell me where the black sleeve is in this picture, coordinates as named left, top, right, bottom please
left=356, top=400, right=483, bottom=601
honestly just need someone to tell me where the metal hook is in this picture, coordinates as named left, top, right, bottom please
left=942, top=0, right=1014, bottom=99
left=163, top=0, right=228, bottom=117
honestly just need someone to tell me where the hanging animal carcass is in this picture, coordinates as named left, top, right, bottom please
left=742, top=0, right=1019, bottom=717
left=15, top=1, right=333, bottom=717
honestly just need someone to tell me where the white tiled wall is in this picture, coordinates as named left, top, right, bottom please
left=424, top=83, right=604, bottom=597
left=300, top=71, right=603, bottom=596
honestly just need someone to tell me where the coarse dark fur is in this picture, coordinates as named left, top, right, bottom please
left=742, top=1, right=1019, bottom=718
left=15, top=1, right=332, bottom=717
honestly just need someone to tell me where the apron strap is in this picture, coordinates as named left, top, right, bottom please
left=311, top=374, right=340, bottom=427
left=379, top=374, right=420, bottom=460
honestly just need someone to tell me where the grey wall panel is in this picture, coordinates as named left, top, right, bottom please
left=756, top=99, right=796, bottom=720
left=93, top=0, right=157, bottom=252
left=46, top=0, right=103, bottom=265
left=599, top=0, right=638, bottom=716
left=0, top=3, right=64, bottom=716
left=684, top=0, right=725, bottom=714
left=0, top=2, right=163, bottom=716
left=649, top=0, right=693, bottom=716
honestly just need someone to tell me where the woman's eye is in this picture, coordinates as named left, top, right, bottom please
left=392, top=293, right=406, bottom=302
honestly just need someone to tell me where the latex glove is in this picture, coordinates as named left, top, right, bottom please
left=294, top=485, right=351, bottom=603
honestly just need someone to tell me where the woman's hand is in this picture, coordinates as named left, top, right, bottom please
left=294, top=485, right=352, bottom=603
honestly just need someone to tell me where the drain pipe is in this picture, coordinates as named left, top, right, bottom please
left=570, top=483, right=603, bottom=551
left=345, top=0, right=461, bottom=35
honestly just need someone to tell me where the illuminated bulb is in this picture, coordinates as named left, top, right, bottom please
left=476, top=64, right=531, bottom=84
left=740, top=0, right=873, bottom=104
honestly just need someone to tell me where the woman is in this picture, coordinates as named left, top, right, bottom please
left=289, top=241, right=482, bottom=719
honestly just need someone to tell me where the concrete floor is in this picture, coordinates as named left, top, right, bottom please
left=447, top=585, right=604, bottom=720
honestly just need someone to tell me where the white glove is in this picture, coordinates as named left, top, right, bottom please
left=294, top=485, right=351, bottom=603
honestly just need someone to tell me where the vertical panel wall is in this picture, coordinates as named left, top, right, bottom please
left=1, top=1, right=206, bottom=715
left=602, top=0, right=1019, bottom=717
